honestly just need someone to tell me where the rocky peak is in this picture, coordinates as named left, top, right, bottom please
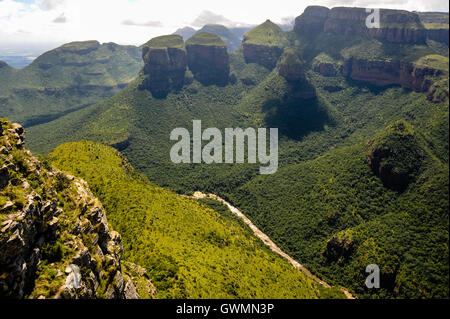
left=0, top=119, right=151, bottom=299
left=140, top=35, right=187, bottom=98
left=242, top=20, right=288, bottom=69
left=186, top=32, right=230, bottom=85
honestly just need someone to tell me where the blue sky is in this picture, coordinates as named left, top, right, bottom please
left=1, top=0, right=448, bottom=52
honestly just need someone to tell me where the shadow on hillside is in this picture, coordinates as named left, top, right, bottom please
left=261, top=95, right=333, bottom=141
left=344, top=77, right=398, bottom=95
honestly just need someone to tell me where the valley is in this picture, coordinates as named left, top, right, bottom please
left=1, top=4, right=449, bottom=300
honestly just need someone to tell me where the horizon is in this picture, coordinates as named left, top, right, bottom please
left=1, top=0, right=449, bottom=54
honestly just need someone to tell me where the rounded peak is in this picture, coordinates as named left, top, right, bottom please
left=243, top=19, right=288, bottom=47
left=144, top=34, right=185, bottom=49
left=186, top=32, right=226, bottom=47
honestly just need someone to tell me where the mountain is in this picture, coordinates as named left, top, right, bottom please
left=196, top=24, right=242, bottom=51
left=0, top=41, right=142, bottom=127
left=7, top=6, right=450, bottom=299
left=173, top=26, right=197, bottom=40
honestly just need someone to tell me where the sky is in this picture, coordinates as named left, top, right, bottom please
left=0, top=0, right=449, bottom=54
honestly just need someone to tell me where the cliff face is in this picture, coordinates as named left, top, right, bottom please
left=342, top=57, right=443, bottom=93
left=0, top=119, right=147, bottom=299
left=295, top=6, right=427, bottom=44
left=294, top=6, right=330, bottom=35
left=141, top=35, right=187, bottom=98
left=242, top=20, right=288, bottom=69
left=278, top=48, right=305, bottom=82
left=186, top=32, right=230, bottom=85
left=426, top=29, right=449, bottom=45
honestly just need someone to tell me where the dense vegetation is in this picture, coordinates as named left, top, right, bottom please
left=49, top=141, right=344, bottom=298
left=8, top=8, right=450, bottom=299
left=0, top=41, right=142, bottom=127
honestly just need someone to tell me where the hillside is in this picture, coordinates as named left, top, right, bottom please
left=48, top=141, right=344, bottom=298
left=0, top=41, right=142, bottom=127
left=11, top=5, right=450, bottom=299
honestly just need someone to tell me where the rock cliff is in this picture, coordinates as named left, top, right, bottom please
left=342, top=57, right=444, bottom=94
left=242, top=20, right=288, bottom=69
left=278, top=48, right=305, bottom=82
left=295, top=6, right=427, bottom=44
left=141, top=35, right=187, bottom=98
left=0, top=119, right=151, bottom=299
left=186, top=32, right=230, bottom=85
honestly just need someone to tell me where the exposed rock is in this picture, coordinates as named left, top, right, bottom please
left=278, top=48, right=305, bottom=82
left=295, top=6, right=427, bottom=44
left=242, top=20, right=288, bottom=69
left=186, top=32, right=230, bottom=85
left=426, top=28, right=449, bottom=45
left=0, top=120, right=139, bottom=299
left=0, top=61, right=8, bottom=69
left=322, top=233, right=354, bottom=264
left=342, top=57, right=443, bottom=92
left=140, top=35, right=187, bottom=98
left=367, top=120, right=424, bottom=192
left=294, top=6, right=330, bottom=35
left=314, top=63, right=337, bottom=77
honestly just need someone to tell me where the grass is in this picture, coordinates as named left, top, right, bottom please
left=414, top=54, right=449, bottom=71
left=186, top=32, right=227, bottom=47
left=144, top=35, right=185, bottom=49
left=243, top=20, right=288, bottom=47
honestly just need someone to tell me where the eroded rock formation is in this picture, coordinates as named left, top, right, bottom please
left=242, top=20, right=288, bottom=69
left=295, top=6, right=427, bottom=44
left=186, top=32, right=230, bottom=85
left=141, top=35, right=187, bottom=98
left=0, top=119, right=152, bottom=299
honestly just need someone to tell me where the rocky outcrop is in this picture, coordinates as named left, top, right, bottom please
left=0, top=119, right=143, bottom=299
left=322, top=233, right=354, bottom=264
left=426, top=29, right=449, bottom=45
left=0, top=61, right=9, bottom=69
left=342, top=57, right=443, bottom=92
left=186, top=32, right=230, bottom=85
left=242, top=20, right=288, bottom=69
left=314, top=63, right=337, bottom=77
left=294, top=6, right=330, bottom=35
left=278, top=48, right=305, bottom=81
left=295, top=6, right=427, bottom=44
left=141, top=35, right=187, bottom=98
left=367, top=120, right=424, bottom=192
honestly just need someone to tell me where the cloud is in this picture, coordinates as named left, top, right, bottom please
left=38, top=0, right=66, bottom=11
left=121, top=19, right=163, bottom=27
left=191, top=10, right=245, bottom=28
left=53, top=13, right=66, bottom=23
